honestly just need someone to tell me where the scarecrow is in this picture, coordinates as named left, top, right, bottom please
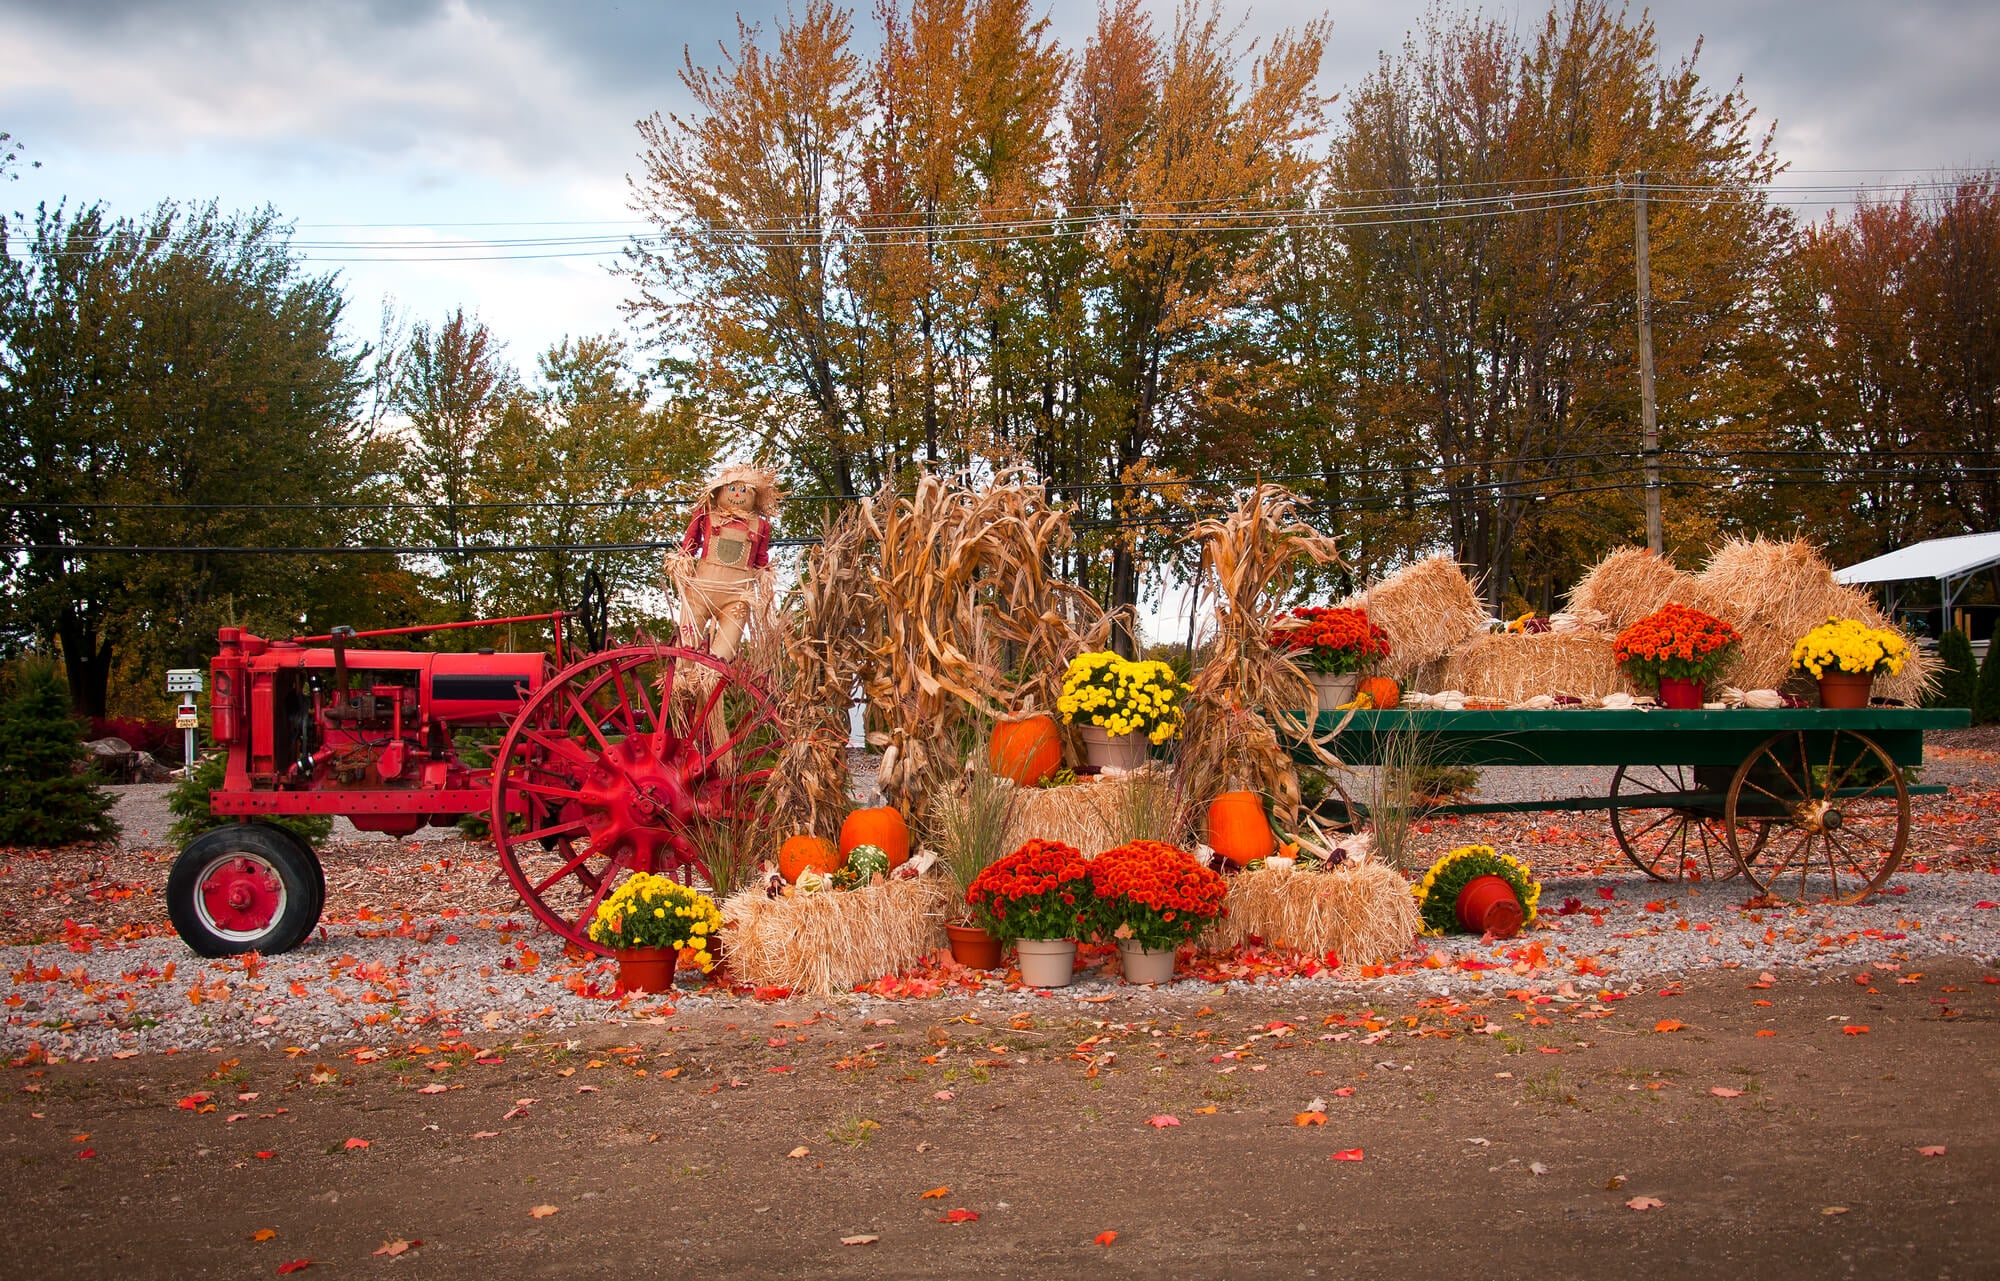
left=668, top=464, right=780, bottom=663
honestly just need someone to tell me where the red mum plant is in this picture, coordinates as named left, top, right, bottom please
left=1613, top=603, right=1741, bottom=689
left=965, top=838, right=1095, bottom=943
left=1272, top=606, right=1390, bottom=675
left=1089, top=839, right=1229, bottom=951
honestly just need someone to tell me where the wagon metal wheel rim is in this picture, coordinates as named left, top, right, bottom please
left=193, top=853, right=287, bottom=941
left=1609, top=764, right=1752, bottom=884
left=490, top=644, right=785, bottom=953
left=1725, top=730, right=1908, bottom=905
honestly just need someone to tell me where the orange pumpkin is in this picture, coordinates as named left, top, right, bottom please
left=1206, top=791, right=1275, bottom=867
left=839, top=805, right=910, bottom=869
left=1356, top=675, right=1401, bottom=710
left=779, top=834, right=841, bottom=884
left=989, top=712, right=1062, bottom=786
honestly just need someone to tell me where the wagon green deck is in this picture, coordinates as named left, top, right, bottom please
left=1300, top=706, right=1970, bottom=771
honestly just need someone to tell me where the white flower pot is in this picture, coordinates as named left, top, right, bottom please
left=1080, top=725, right=1149, bottom=769
left=1118, top=940, right=1177, bottom=985
left=1014, top=937, right=1078, bottom=988
left=1310, top=672, right=1359, bottom=712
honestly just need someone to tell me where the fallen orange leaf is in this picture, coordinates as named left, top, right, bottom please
left=1626, top=1196, right=1664, bottom=1211
left=787, top=1146, right=810, bottom=1159
left=1191, top=1106, right=1218, bottom=1115
left=1095, top=1231, right=1118, bottom=1247
left=250, top=1229, right=277, bottom=1242
left=1918, top=1145, right=1946, bottom=1157
left=919, top=1186, right=950, bottom=1199
left=1293, top=1112, right=1327, bottom=1127
left=372, top=1240, right=415, bottom=1257
left=1330, top=1148, right=1364, bottom=1162
left=840, top=1235, right=879, bottom=1246
left=342, top=1137, right=370, bottom=1150
left=528, top=1205, right=559, bottom=1219
left=1755, top=1029, right=1777, bottom=1038
left=1653, top=1019, right=1684, bottom=1033
left=1842, top=1025, right=1869, bottom=1035
left=1709, top=1087, right=1744, bottom=1098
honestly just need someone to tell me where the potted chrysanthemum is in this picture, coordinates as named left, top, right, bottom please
left=965, top=838, right=1095, bottom=987
left=1412, top=844, right=1540, bottom=940
left=1058, top=651, right=1188, bottom=769
left=586, top=873, right=723, bottom=993
left=1271, top=606, right=1392, bottom=710
left=1089, top=839, right=1229, bottom=984
left=1791, top=617, right=1909, bottom=708
left=1613, top=603, right=1740, bottom=708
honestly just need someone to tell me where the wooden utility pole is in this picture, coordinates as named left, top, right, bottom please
left=1634, top=173, right=1663, bottom=553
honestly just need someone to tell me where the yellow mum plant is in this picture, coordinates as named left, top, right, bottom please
left=1057, top=651, right=1189, bottom=745
left=1790, top=617, right=1909, bottom=679
left=1412, top=844, right=1540, bottom=936
left=586, top=873, right=722, bottom=970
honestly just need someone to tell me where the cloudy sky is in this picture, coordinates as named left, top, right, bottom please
left=4, top=0, right=1997, bottom=367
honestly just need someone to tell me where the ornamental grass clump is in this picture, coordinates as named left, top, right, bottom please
left=1058, top=651, right=1188, bottom=745
left=1411, top=844, right=1541, bottom=936
left=1612, top=603, right=1741, bottom=690
left=587, top=874, right=723, bottom=971
left=1790, top=618, right=1910, bottom=678
left=1270, top=606, right=1391, bottom=674
left=1088, top=839, right=1228, bottom=951
left=964, top=838, right=1094, bottom=942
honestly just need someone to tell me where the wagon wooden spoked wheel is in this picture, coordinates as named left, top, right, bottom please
left=489, top=644, right=784, bottom=953
left=1723, top=730, right=1910, bottom=905
left=1609, top=765, right=1767, bottom=883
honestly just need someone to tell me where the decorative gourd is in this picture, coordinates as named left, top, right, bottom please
left=779, top=834, right=841, bottom=884
left=1206, top=791, right=1275, bottom=867
left=839, top=805, right=910, bottom=869
left=1356, top=676, right=1401, bottom=710
left=989, top=712, right=1062, bottom=787
left=845, top=844, right=890, bottom=882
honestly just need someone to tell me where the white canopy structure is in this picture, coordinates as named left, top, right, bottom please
left=1834, top=530, right=2000, bottom=614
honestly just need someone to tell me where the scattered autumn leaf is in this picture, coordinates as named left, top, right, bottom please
left=1293, top=1112, right=1327, bottom=1127
left=251, top=1230, right=277, bottom=1242
left=372, top=1240, right=415, bottom=1257
left=1626, top=1197, right=1664, bottom=1211
left=1095, top=1231, right=1118, bottom=1247
left=343, top=1138, right=370, bottom=1150
left=919, top=1186, right=949, bottom=1199
left=255, top=1150, right=276, bottom=1160
left=1146, top=1115, right=1181, bottom=1129
left=528, top=1205, right=559, bottom=1219
left=1709, top=1087, right=1744, bottom=1098
left=1653, top=1020, right=1685, bottom=1033
left=938, top=1209, right=980, bottom=1224
left=1190, top=1106, right=1217, bottom=1115
left=1330, top=1148, right=1365, bottom=1162
left=1842, top=1025, right=1870, bottom=1036
left=276, top=1262, right=313, bottom=1275
left=840, top=1235, right=879, bottom=1246
left=1822, top=1206, right=1849, bottom=1217
left=1918, top=1146, right=1946, bottom=1157
left=788, top=1146, right=810, bottom=1159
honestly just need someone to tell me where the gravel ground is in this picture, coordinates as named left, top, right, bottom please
left=6, top=866, right=1996, bottom=1063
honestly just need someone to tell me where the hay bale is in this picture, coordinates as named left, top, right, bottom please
left=1691, top=537, right=1938, bottom=702
left=1344, top=555, right=1487, bottom=685
left=998, top=769, right=1179, bottom=857
left=720, top=876, right=950, bottom=997
left=1565, top=547, right=1697, bottom=632
left=1439, top=631, right=1635, bottom=703
left=1203, top=862, right=1418, bottom=966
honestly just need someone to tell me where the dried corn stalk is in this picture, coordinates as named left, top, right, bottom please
left=1178, top=485, right=1343, bottom=825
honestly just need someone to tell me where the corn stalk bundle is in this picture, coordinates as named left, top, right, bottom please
left=858, top=472, right=1108, bottom=817
left=719, top=875, right=951, bottom=997
left=1202, top=862, right=1418, bottom=966
left=1178, top=486, right=1343, bottom=825
left=1689, top=535, right=1937, bottom=702
left=762, top=506, right=874, bottom=839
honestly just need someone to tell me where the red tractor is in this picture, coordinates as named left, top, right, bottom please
left=167, top=614, right=784, bottom=958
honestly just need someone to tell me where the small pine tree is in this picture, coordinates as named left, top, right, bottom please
left=1977, top=635, right=2000, bottom=725
left=1931, top=629, right=1978, bottom=709
left=0, top=657, right=119, bottom=846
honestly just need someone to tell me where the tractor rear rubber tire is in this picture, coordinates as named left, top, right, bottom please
left=167, top=823, right=324, bottom=957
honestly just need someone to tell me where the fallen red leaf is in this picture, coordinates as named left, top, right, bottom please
left=1330, top=1148, right=1365, bottom=1162
left=1842, top=1025, right=1870, bottom=1036
left=1146, top=1114, right=1181, bottom=1129
left=255, top=1150, right=276, bottom=1159
left=1918, top=1145, right=1946, bottom=1157
left=343, top=1137, right=370, bottom=1149
left=176, top=1092, right=211, bottom=1111
left=276, top=1262, right=313, bottom=1275
left=1095, top=1231, right=1118, bottom=1247
left=1709, top=1087, right=1744, bottom=1098
left=938, top=1208, right=980, bottom=1224
left=76, top=1148, right=94, bottom=1159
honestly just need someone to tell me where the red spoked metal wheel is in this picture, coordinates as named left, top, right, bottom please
left=489, top=644, right=784, bottom=953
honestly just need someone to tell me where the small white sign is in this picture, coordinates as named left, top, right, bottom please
left=176, top=712, right=200, bottom=730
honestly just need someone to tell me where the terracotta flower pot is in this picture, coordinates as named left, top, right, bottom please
left=1118, top=940, right=1177, bottom=985
left=1656, top=677, right=1705, bottom=710
left=1455, top=874, right=1524, bottom=939
left=614, top=945, right=679, bottom=994
left=1080, top=726, right=1149, bottom=770
left=1816, top=671, right=1873, bottom=709
left=1014, top=937, right=1078, bottom=988
left=946, top=922, right=1003, bottom=970
left=1310, top=672, right=1359, bottom=712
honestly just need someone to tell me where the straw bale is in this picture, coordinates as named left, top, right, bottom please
left=1691, top=537, right=1938, bottom=703
left=1344, top=556, right=1487, bottom=684
left=998, top=770, right=1173, bottom=857
left=720, top=875, right=951, bottom=998
left=1565, top=547, right=1697, bottom=632
left=1439, top=631, right=1636, bottom=703
left=1203, top=862, right=1418, bottom=966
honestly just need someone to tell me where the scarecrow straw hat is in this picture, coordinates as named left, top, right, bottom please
left=702, top=464, right=782, bottom=517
